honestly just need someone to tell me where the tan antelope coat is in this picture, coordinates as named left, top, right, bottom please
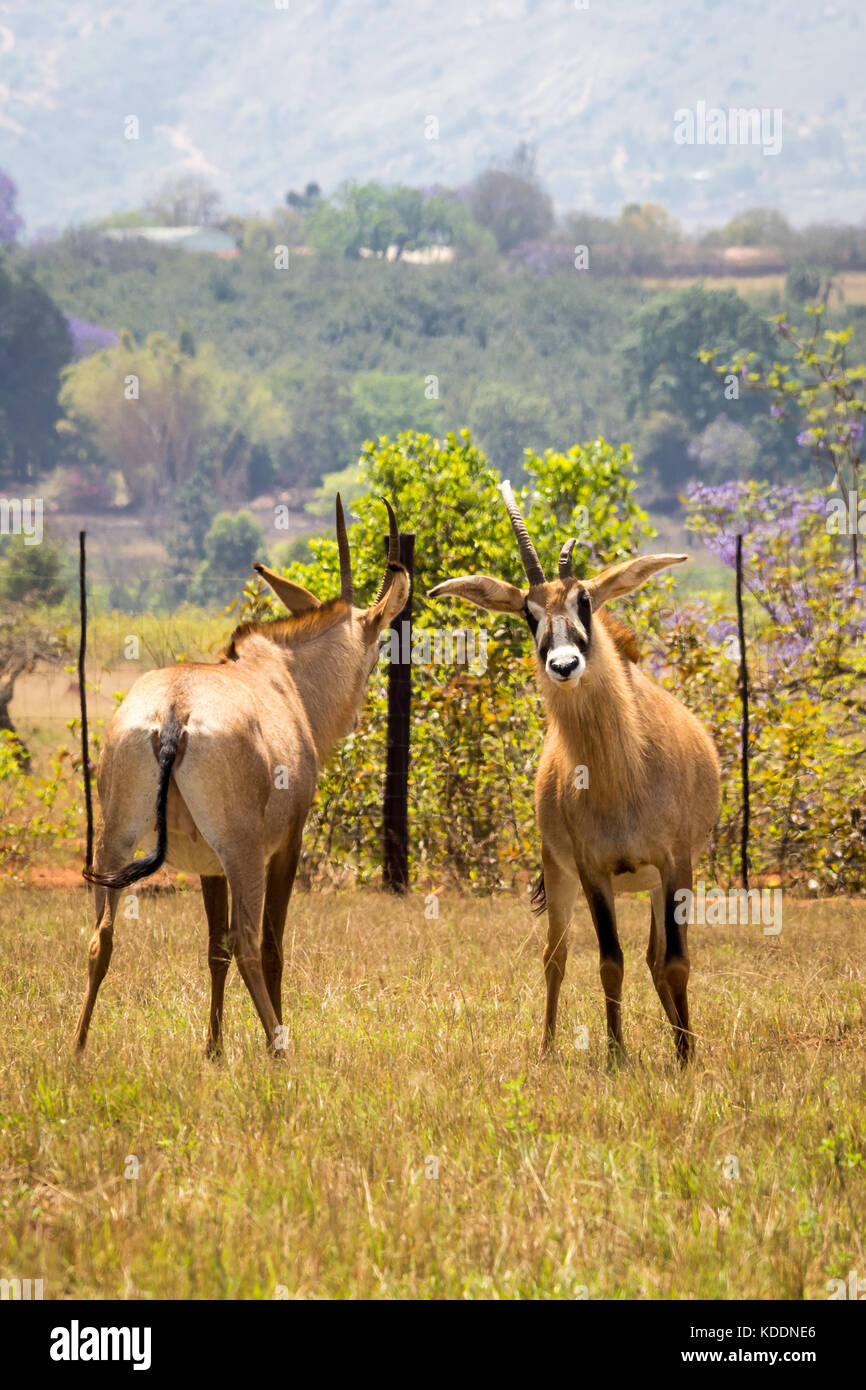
left=74, top=499, right=409, bottom=1056
left=431, top=485, right=720, bottom=1063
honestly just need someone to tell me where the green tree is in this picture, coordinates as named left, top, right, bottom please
left=616, top=203, right=681, bottom=274
left=0, top=609, right=66, bottom=768
left=688, top=416, right=760, bottom=483
left=785, top=262, right=827, bottom=304
left=622, top=285, right=794, bottom=485
left=700, top=306, right=866, bottom=577
left=635, top=411, right=692, bottom=490
left=623, top=285, right=778, bottom=433
left=467, top=382, right=556, bottom=478
left=306, top=181, right=476, bottom=260
left=164, top=470, right=220, bottom=600
left=0, top=256, right=72, bottom=481
left=265, top=429, right=650, bottom=617
left=266, top=359, right=354, bottom=485
left=466, top=144, right=554, bottom=253
left=190, top=511, right=266, bottom=606
left=285, top=182, right=322, bottom=211
left=306, top=462, right=365, bottom=517
left=244, top=429, right=653, bottom=887
left=349, top=371, right=442, bottom=444
left=146, top=174, right=222, bottom=226
left=58, top=327, right=291, bottom=509
left=0, top=531, right=68, bottom=605
left=229, top=207, right=306, bottom=253
left=702, top=207, right=792, bottom=249
left=304, top=198, right=361, bottom=257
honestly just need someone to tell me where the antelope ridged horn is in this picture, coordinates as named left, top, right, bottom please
left=335, top=492, right=353, bottom=605
left=558, top=538, right=577, bottom=578
left=372, top=497, right=401, bottom=605
left=500, top=480, right=545, bottom=586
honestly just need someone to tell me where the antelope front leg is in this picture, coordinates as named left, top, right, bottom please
left=647, top=885, right=679, bottom=1032
left=660, top=858, right=694, bottom=1066
left=539, top=853, right=579, bottom=1055
left=580, top=872, right=625, bottom=1064
left=224, top=851, right=282, bottom=1054
left=261, top=826, right=303, bottom=1022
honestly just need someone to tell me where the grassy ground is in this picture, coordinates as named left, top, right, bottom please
left=9, top=606, right=242, bottom=765
left=0, top=886, right=863, bottom=1299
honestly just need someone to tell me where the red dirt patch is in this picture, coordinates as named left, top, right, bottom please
left=22, top=864, right=200, bottom=892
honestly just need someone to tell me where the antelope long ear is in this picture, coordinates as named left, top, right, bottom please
left=585, top=554, right=687, bottom=610
left=428, top=576, right=526, bottom=613
left=253, top=563, right=322, bottom=614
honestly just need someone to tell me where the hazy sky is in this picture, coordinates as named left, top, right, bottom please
left=1, top=0, right=863, bottom=234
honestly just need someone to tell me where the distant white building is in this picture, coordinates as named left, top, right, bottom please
left=359, top=244, right=455, bottom=264
left=102, top=225, right=238, bottom=255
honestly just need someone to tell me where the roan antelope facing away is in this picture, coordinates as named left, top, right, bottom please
left=74, top=498, right=409, bottom=1055
left=430, top=484, right=720, bottom=1064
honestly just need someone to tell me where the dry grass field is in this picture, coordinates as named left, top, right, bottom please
left=640, top=270, right=866, bottom=305
left=1, top=885, right=864, bottom=1300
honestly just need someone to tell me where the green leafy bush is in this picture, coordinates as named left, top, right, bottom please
left=243, top=429, right=653, bottom=889
left=0, top=732, right=80, bottom=879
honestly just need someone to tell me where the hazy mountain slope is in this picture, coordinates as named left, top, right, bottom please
left=0, top=0, right=863, bottom=233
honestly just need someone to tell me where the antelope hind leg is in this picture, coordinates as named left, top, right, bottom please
left=72, top=832, right=133, bottom=1051
left=202, top=874, right=230, bottom=1058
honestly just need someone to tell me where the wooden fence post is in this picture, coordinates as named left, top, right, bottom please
left=382, top=531, right=414, bottom=893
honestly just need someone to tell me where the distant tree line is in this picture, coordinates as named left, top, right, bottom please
left=4, top=154, right=866, bottom=610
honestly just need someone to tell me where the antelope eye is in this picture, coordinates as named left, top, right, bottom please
left=577, top=589, right=591, bottom=615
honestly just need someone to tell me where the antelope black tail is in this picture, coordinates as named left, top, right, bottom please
left=83, top=712, right=184, bottom=890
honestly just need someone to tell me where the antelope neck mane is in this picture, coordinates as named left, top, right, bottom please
left=543, top=608, right=648, bottom=805
left=223, top=598, right=351, bottom=660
